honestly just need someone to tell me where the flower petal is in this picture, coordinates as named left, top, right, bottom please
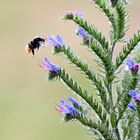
left=56, top=35, right=64, bottom=47
left=128, top=90, right=136, bottom=97
left=47, top=35, right=59, bottom=47
left=67, top=97, right=79, bottom=107
left=128, top=100, right=135, bottom=110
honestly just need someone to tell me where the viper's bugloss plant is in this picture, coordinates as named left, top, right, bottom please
left=26, top=0, right=140, bottom=139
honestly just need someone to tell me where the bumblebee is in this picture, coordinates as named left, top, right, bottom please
left=25, top=37, right=45, bottom=55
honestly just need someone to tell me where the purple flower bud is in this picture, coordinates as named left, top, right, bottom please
left=126, top=58, right=139, bottom=73
left=128, top=100, right=135, bottom=110
left=64, top=10, right=83, bottom=18
left=67, top=97, right=79, bottom=107
left=131, top=64, right=139, bottom=72
left=47, top=35, right=64, bottom=48
left=76, top=27, right=89, bottom=41
left=39, top=57, right=60, bottom=73
left=55, top=99, right=78, bottom=116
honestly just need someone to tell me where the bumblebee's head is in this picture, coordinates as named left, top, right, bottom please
left=25, top=45, right=32, bottom=54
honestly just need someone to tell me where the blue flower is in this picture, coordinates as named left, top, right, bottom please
left=126, top=58, right=134, bottom=68
left=47, top=35, right=64, bottom=48
left=129, top=90, right=140, bottom=104
left=67, top=97, right=79, bottom=107
left=126, top=58, right=139, bottom=73
left=128, top=90, right=137, bottom=97
left=64, top=10, right=83, bottom=18
left=128, top=100, right=135, bottom=110
left=56, top=98, right=79, bottom=116
left=76, top=27, right=89, bottom=41
left=39, top=57, right=60, bottom=73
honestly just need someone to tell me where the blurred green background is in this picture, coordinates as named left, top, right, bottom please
left=0, top=0, right=140, bottom=140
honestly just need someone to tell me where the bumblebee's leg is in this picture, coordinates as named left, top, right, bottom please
left=32, top=49, right=34, bottom=55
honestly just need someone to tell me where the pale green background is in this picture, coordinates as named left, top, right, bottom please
left=0, top=0, right=140, bottom=140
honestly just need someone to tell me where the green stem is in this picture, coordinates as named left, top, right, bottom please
left=108, top=84, right=113, bottom=108
left=111, top=40, right=117, bottom=58
left=115, top=128, right=121, bottom=140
